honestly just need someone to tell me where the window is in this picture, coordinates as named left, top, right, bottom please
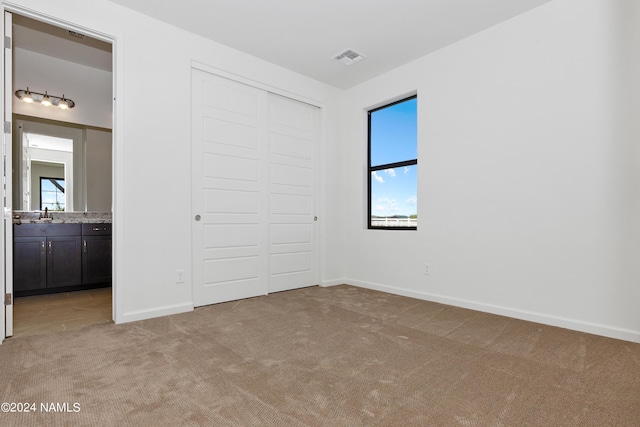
left=368, top=96, right=417, bottom=229
left=40, top=177, right=66, bottom=211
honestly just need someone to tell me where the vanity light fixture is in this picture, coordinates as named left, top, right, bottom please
left=15, top=87, right=75, bottom=109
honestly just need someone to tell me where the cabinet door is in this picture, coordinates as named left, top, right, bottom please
left=82, top=236, right=112, bottom=285
left=13, top=237, right=46, bottom=292
left=46, top=236, right=82, bottom=288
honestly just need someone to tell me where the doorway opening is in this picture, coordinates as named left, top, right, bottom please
left=6, top=12, right=114, bottom=339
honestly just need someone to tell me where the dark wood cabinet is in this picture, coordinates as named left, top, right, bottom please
left=13, top=236, right=47, bottom=292
left=82, top=224, right=112, bottom=285
left=13, top=223, right=111, bottom=296
left=47, top=236, right=82, bottom=288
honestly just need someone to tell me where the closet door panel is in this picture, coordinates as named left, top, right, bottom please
left=268, top=93, right=319, bottom=293
left=192, top=70, right=268, bottom=307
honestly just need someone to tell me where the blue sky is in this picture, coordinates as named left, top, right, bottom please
left=41, top=178, right=66, bottom=210
left=370, top=98, right=417, bottom=217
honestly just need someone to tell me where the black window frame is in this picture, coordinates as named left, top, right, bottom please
left=367, top=95, right=417, bottom=230
left=39, top=176, right=66, bottom=211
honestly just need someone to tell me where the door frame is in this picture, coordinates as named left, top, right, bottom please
left=2, top=10, right=13, bottom=341
left=1, top=6, right=120, bottom=342
left=190, top=61, right=325, bottom=303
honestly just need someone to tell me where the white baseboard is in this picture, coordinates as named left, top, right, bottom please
left=118, top=302, right=194, bottom=324
left=343, top=278, right=640, bottom=343
left=320, top=279, right=345, bottom=288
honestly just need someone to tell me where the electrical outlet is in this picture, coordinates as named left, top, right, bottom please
left=177, top=269, right=185, bottom=283
left=424, top=263, right=431, bottom=275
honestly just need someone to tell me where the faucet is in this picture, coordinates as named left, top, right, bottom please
left=39, top=207, right=51, bottom=220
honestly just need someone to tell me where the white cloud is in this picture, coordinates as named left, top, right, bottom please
left=372, top=171, right=384, bottom=184
left=406, top=196, right=417, bottom=206
left=384, top=168, right=396, bottom=177
left=404, top=166, right=410, bottom=174
left=374, top=197, right=399, bottom=214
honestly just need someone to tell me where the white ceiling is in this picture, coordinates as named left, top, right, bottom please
left=108, top=0, right=551, bottom=89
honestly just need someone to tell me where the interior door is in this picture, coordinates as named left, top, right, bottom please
left=191, top=69, right=269, bottom=306
left=267, top=93, right=319, bottom=293
left=2, top=11, right=13, bottom=340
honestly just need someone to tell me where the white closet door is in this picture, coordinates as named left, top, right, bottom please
left=192, top=69, right=268, bottom=306
left=268, top=93, right=319, bottom=293
left=192, top=69, right=319, bottom=307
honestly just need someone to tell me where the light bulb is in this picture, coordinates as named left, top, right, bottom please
left=21, top=88, right=34, bottom=103
left=41, top=91, right=52, bottom=107
left=58, top=96, right=69, bottom=110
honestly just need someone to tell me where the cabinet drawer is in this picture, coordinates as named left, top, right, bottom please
left=82, top=223, right=112, bottom=236
left=14, top=223, right=81, bottom=237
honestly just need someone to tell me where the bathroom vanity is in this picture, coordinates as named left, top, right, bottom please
left=13, top=213, right=112, bottom=297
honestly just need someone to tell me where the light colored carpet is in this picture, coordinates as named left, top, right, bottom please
left=0, top=285, right=638, bottom=426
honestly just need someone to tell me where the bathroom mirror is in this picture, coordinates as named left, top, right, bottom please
left=13, top=116, right=112, bottom=212
left=25, top=133, right=73, bottom=211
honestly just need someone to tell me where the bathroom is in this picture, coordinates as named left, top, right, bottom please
left=8, top=13, right=113, bottom=336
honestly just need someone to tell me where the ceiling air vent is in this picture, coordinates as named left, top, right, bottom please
left=68, top=30, right=85, bottom=40
left=333, top=49, right=366, bottom=66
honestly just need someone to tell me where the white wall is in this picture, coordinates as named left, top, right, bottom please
left=2, top=0, right=340, bottom=324
left=85, top=128, right=112, bottom=212
left=13, top=48, right=112, bottom=129
left=335, top=0, right=640, bottom=341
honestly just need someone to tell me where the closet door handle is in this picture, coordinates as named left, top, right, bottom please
left=41, top=241, right=46, bottom=254
left=48, top=241, right=52, bottom=254
left=83, top=240, right=87, bottom=254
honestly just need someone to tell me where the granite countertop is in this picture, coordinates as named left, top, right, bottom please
left=13, top=211, right=112, bottom=224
